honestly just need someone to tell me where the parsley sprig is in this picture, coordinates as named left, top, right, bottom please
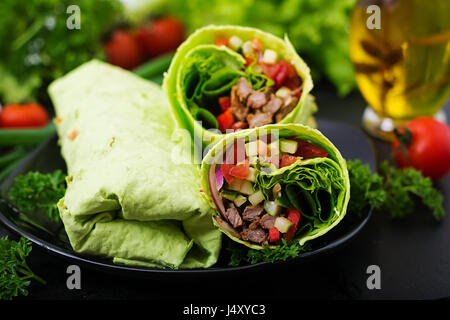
left=0, top=236, right=45, bottom=300
left=8, top=170, right=66, bottom=222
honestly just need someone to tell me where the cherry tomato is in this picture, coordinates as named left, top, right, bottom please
left=104, top=30, right=143, bottom=70
left=392, top=116, right=450, bottom=180
left=137, top=17, right=185, bottom=58
left=0, top=103, right=49, bottom=128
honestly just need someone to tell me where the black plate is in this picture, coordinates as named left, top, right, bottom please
left=0, top=119, right=375, bottom=275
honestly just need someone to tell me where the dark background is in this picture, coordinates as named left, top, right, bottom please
left=1, top=81, right=449, bottom=301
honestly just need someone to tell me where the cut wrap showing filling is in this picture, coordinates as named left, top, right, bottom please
left=164, top=25, right=316, bottom=146
left=201, top=124, right=349, bottom=249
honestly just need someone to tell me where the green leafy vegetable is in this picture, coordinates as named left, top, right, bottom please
left=8, top=170, right=66, bottom=222
left=0, top=236, right=45, bottom=300
left=0, top=0, right=123, bottom=104
left=144, top=0, right=357, bottom=95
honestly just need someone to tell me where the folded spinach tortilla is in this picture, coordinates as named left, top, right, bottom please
left=48, top=60, right=222, bottom=269
left=163, top=25, right=317, bottom=148
left=201, top=124, right=350, bottom=249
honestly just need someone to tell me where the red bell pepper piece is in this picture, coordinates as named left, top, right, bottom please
left=284, top=208, right=301, bottom=241
left=215, top=37, right=229, bottom=47
left=269, top=228, right=280, bottom=243
left=293, top=138, right=328, bottom=159
left=287, top=208, right=301, bottom=228
left=245, top=56, right=254, bottom=67
left=280, top=155, right=298, bottom=168
left=217, top=109, right=234, bottom=132
left=218, top=96, right=231, bottom=112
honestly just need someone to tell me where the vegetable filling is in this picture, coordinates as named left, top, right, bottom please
left=211, top=133, right=345, bottom=246
left=182, top=36, right=304, bottom=132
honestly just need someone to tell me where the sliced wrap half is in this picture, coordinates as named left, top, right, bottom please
left=163, top=25, right=317, bottom=148
left=201, top=124, right=349, bottom=249
left=49, top=60, right=221, bottom=269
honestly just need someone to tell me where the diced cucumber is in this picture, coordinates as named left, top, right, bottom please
left=245, top=167, right=257, bottom=182
left=245, top=141, right=258, bottom=157
left=248, top=190, right=265, bottom=206
left=264, top=201, right=282, bottom=216
left=242, top=41, right=254, bottom=56
left=268, top=141, right=280, bottom=157
left=221, top=190, right=237, bottom=201
left=233, top=195, right=247, bottom=207
left=280, top=139, right=298, bottom=154
left=248, top=156, right=259, bottom=166
left=229, top=36, right=243, bottom=51
left=274, top=217, right=293, bottom=233
left=262, top=49, right=278, bottom=64
left=228, top=179, right=244, bottom=192
left=275, top=86, right=292, bottom=99
left=239, top=180, right=254, bottom=195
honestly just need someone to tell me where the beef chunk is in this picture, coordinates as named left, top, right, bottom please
left=242, top=205, right=264, bottom=222
left=224, top=203, right=243, bottom=228
left=275, top=95, right=299, bottom=122
left=236, top=77, right=252, bottom=102
left=248, top=219, right=260, bottom=230
left=231, top=86, right=249, bottom=121
left=260, top=214, right=276, bottom=230
left=241, top=228, right=267, bottom=244
left=262, top=94, right=283, bottom=115
left=247, top=91, right=267, bottom=109
left=247, top=111, right=273, bottom=128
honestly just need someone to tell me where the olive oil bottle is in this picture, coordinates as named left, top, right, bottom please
left=350, top=0, right=450, bottom=139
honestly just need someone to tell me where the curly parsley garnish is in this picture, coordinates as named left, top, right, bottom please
left=8, top=170, right=66, bottom=222
left=0, top=236, right=45, bottom=300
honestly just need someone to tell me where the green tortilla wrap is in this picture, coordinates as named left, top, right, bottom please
left=200, top=124, right=349, bottom=249
left=48, top=60, right=221, bottom=269
left=163, top=25, right=316, bottom=148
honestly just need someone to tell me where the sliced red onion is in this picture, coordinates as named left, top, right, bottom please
left=208, top=162, right=226, bottom=219
left=215, top=165, right=224, bottom=190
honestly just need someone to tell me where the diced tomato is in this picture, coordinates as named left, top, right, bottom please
left=285, top=61, right=297, bottom=78
left=261, top=62, right=281, bottom=81
left=221, top=163, right=235, bottom=184
left=252, top=37, right=262, bottom=51
left=269, top=228, right=280, bottom=243
left=245, top=56, right=254, bottom=67
left=280, top=155, right=298, bottom=168
left=274, top=60, right=288, bottom=88
left=218, top=96, right=231, bottom=112
left=287, top=208, right=301, bottom=228
left=294, top=138, right=328, bottom=159
left=217, top=109, right=234, bottom=132
left=215, top=37, right=229, bottom=47
left=229, top=160, right=250, bottom=179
